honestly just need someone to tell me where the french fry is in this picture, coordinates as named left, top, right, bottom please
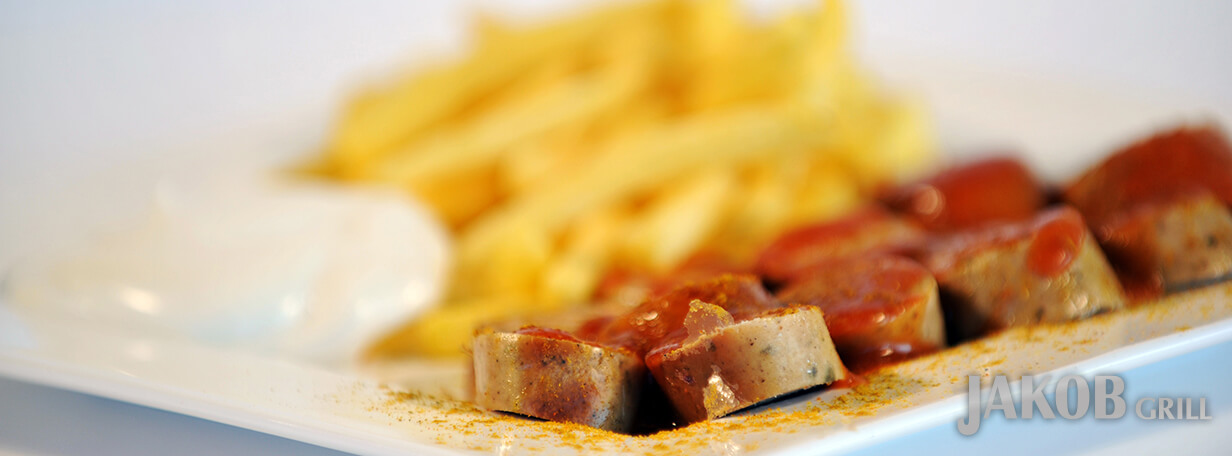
left=450, top=217, right=554, bottom=302
left=620, top=166, right=736, bottom=272
left=497, top=136, right=575, bottom=196
left=327, top=0, right=667, bottom=176
left=788, top=157, right=862, bottom=226
left=368, top=11, right=662, bottom=188
left=368, top=66, right=648, bottom=185
left=404, top=162, right=501, bottom=228
left=708, top=159, right=804, bottom=256
left=540, top=206, right=633, bottom=306
left=877, top=98, right=936, bottom=182
left=683, top=7, right=814, bottom=112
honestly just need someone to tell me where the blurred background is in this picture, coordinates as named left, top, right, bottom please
left=3, top=0, right=1232, bottom=269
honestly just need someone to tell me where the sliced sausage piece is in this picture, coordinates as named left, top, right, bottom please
left=775, top=254, right=945, bottom=373
left=922, top=207, right=1126, bottom=341
left=1064, top=125, right=1232, bottom=227
left=1097, top=191, right=1232, bottom=298
left=1063, top=125, right=1232, bottom=298
left=884, top=157, right=1044, bottom=231
left=471, top=327, right=645, bottom=432
left=756, top=207, right=925, bottom=284
left=644, top=303, right=845, bottom=423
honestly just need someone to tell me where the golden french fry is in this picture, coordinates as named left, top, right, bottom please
left=585, top=100, right=671, bottom=144
left=368, top=68, right=647, bottom=185
left=621, top=167, right=735, bottom=272
left=708, top=160, right=800, bottom=256
left=541, top=254, right=603, bottom=308
left=788, top=157, right=863, bottom=226
left=538, top=205, right=634, bottom=305
left=498, top=138, right=572, bottom=195
left=877, top=98, right=936, bottom=182
left=683, top=9, right=811, bottom=112
left=359, top=11, right=658, bottom=185
left=450, top=218, right=554, bottom=302
left=806, top=0, right=849, bottom=75
left=405, top=163, right=501, bottom=228
left=327, top=0, right=667, bottom=175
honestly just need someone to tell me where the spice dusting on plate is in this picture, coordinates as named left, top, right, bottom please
left=361, top=283, right=1231, bottom=455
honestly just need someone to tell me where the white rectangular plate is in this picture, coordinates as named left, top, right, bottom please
left=2, top=283, right=1231, bottom=456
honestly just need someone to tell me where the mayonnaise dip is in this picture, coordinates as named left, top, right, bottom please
left=4, top=173, right=450, bottom=367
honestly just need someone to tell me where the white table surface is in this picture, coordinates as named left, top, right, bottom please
left=2, top=1, right=1231, bottom=455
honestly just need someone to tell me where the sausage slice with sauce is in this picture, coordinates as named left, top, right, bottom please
left=922, top=206, right=1126, bottom=341
left=644, top=303, right=845, bottom=423
left=603, top=274, right=846, bottom=424
left=756, top=207, right=925, bottom=284
left=1095, top=192, right=1232, bottom=296
left=884, top=156, right=1045, bottom=232
left=472, top=327, right=645, bottom=432
left=775, top=254, right=945, bottom=372
left=1064, top=125, right=1232, bottom=298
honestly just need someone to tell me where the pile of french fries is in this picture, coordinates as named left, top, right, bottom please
left=311, top=0, right=933, bottom=358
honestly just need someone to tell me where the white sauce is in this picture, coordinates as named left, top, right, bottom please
left=4, top=174, right=450, bottom=367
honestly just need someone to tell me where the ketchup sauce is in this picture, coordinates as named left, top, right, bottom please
left=885, top=157, right=1044, bottom=232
